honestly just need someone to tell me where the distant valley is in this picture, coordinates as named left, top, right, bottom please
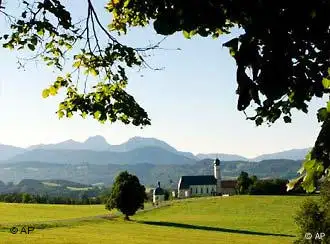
left=0, top=159, right=302, bottom=188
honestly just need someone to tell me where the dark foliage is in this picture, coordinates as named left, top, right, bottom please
left=105, top=171, right=146, bottom=220
left=236, top=171, right=253, bottom=194
left=236, top=171, right=307, bottom=195
left=294, top=200, right=329, bottom=244
left=0, top=192, right=102, bottom=204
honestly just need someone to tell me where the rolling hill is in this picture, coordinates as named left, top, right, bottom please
left=251, top=148, right=311, bottom=161
left=0, top=159, right=302, bottom=187
left=0, top=145, right=26, bottom=161
left=196, top=153, right=249, bottom=161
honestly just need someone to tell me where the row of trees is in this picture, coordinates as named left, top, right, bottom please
left=0, top=192, right=103, bottom=204
left=236, top=171, right=306, bottom=195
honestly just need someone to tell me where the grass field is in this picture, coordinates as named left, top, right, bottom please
left=0, top=195, right=315, bottom=244
left=0, top=203, right=109, bottom=224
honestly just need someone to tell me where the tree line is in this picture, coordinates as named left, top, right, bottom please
left=0, top=192, right=104, bottom=205
left=236, top=171, right=307, bottom=195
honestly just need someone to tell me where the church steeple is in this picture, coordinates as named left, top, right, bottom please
left=213, top=157, right=221, bottom=194
left=214, top=158, right=220, bottom=166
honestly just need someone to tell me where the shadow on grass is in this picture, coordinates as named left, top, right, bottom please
left=136, top=220, right=295, bottom=237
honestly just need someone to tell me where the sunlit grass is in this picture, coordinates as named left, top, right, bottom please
left=0, top=203, right=109, bottom=224
left=0, top=196, right=316, bottom=244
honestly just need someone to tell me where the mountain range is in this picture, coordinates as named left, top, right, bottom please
left=0, top=136, right=310, bottom=164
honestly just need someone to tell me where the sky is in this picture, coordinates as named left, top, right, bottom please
left=0, top=1, right=326, bottom=158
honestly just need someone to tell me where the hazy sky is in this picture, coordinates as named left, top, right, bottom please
left=0, top=1, right=326, bottom=158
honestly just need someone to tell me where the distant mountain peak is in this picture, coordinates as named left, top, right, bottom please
left=127, top=136, right=151, bottom=141
left=62, top=139, right=78, bottom=144
left=83, top=135, right=109, bottom=150
left=84, top=135, right=108, bottom=143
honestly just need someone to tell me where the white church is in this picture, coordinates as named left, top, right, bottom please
left=177, top=158, right=237, bottom=198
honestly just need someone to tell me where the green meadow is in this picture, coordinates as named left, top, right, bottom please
left=0, top=196, right=315, bottom=244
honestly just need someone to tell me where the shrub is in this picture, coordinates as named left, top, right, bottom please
left=294, top=179, right=330, bottom=244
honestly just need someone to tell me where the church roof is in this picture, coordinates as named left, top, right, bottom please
left=179, top=175, right=216, bottom=190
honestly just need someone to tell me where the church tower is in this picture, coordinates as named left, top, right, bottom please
left=213, top=158, right=221, bottom=194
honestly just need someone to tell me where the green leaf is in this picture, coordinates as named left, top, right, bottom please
left=183, top=30, right=190, bottom=39
left=229, top=47, right=236, bottom=57
left=73, top=61, right=81, bottom=68
left=303, top=159, right=316, bottom=170
left=59, top=103, right=66, bottom=110
left=58, top=111, right=65, bottom=118
left=90, top=68, right=99, bottom=76
left=315, top=162, right=324, bottom=173
left=302, top=173, right=316, bottom=193
left=30, top=37, right=38, bottom=46
left=49, top=86, right=57, bottom=95
left=297, top=165, right=305, bottom=175
left=304, top=152, right=312, bottom=161
left=93, top=111, right=101, bottom=119
left=3, top=43, right=14, bottom=50
left=322, top=77, right=330, bottom=89
left=37, top=29, right=45, bottom=36
left=327, top=101, right=330, bottom=113
left=283, top=116, right=291, bottom=123
left=317, top=108, right=328, bottom=122
left=67, top=112, right=73, bottom=118
left=42, top=89, right=50, bottom=98
left=255, top=117, right=263, bottom=126
left=56, top=76, right=64, bottom=82
left=27, top=44, right=35, bottom=51
left=123, top=0, right=131, bottom=7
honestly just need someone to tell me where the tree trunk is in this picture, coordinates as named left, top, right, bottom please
left=124, top=215, right=129, bottom=221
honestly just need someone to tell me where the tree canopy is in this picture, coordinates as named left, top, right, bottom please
left=105, top=171, right=146, bottom=220
left=0, top=0, right=329, bottom=192
left=236, top=171, right=252, bottom=194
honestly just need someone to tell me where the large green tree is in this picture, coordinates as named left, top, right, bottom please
left=105, top=171, right=146, bottom=220
left=0, top=0, right=329, bottom=192
left=236, top=171, right=253, bottom=194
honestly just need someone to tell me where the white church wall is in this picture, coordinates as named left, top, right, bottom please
left=190, top=185, right=216, bottom=196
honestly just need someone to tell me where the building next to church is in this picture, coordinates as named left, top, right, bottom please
left=177, top=158, right=237, bottom=198
left=153, top=181, right=165, bottom=204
